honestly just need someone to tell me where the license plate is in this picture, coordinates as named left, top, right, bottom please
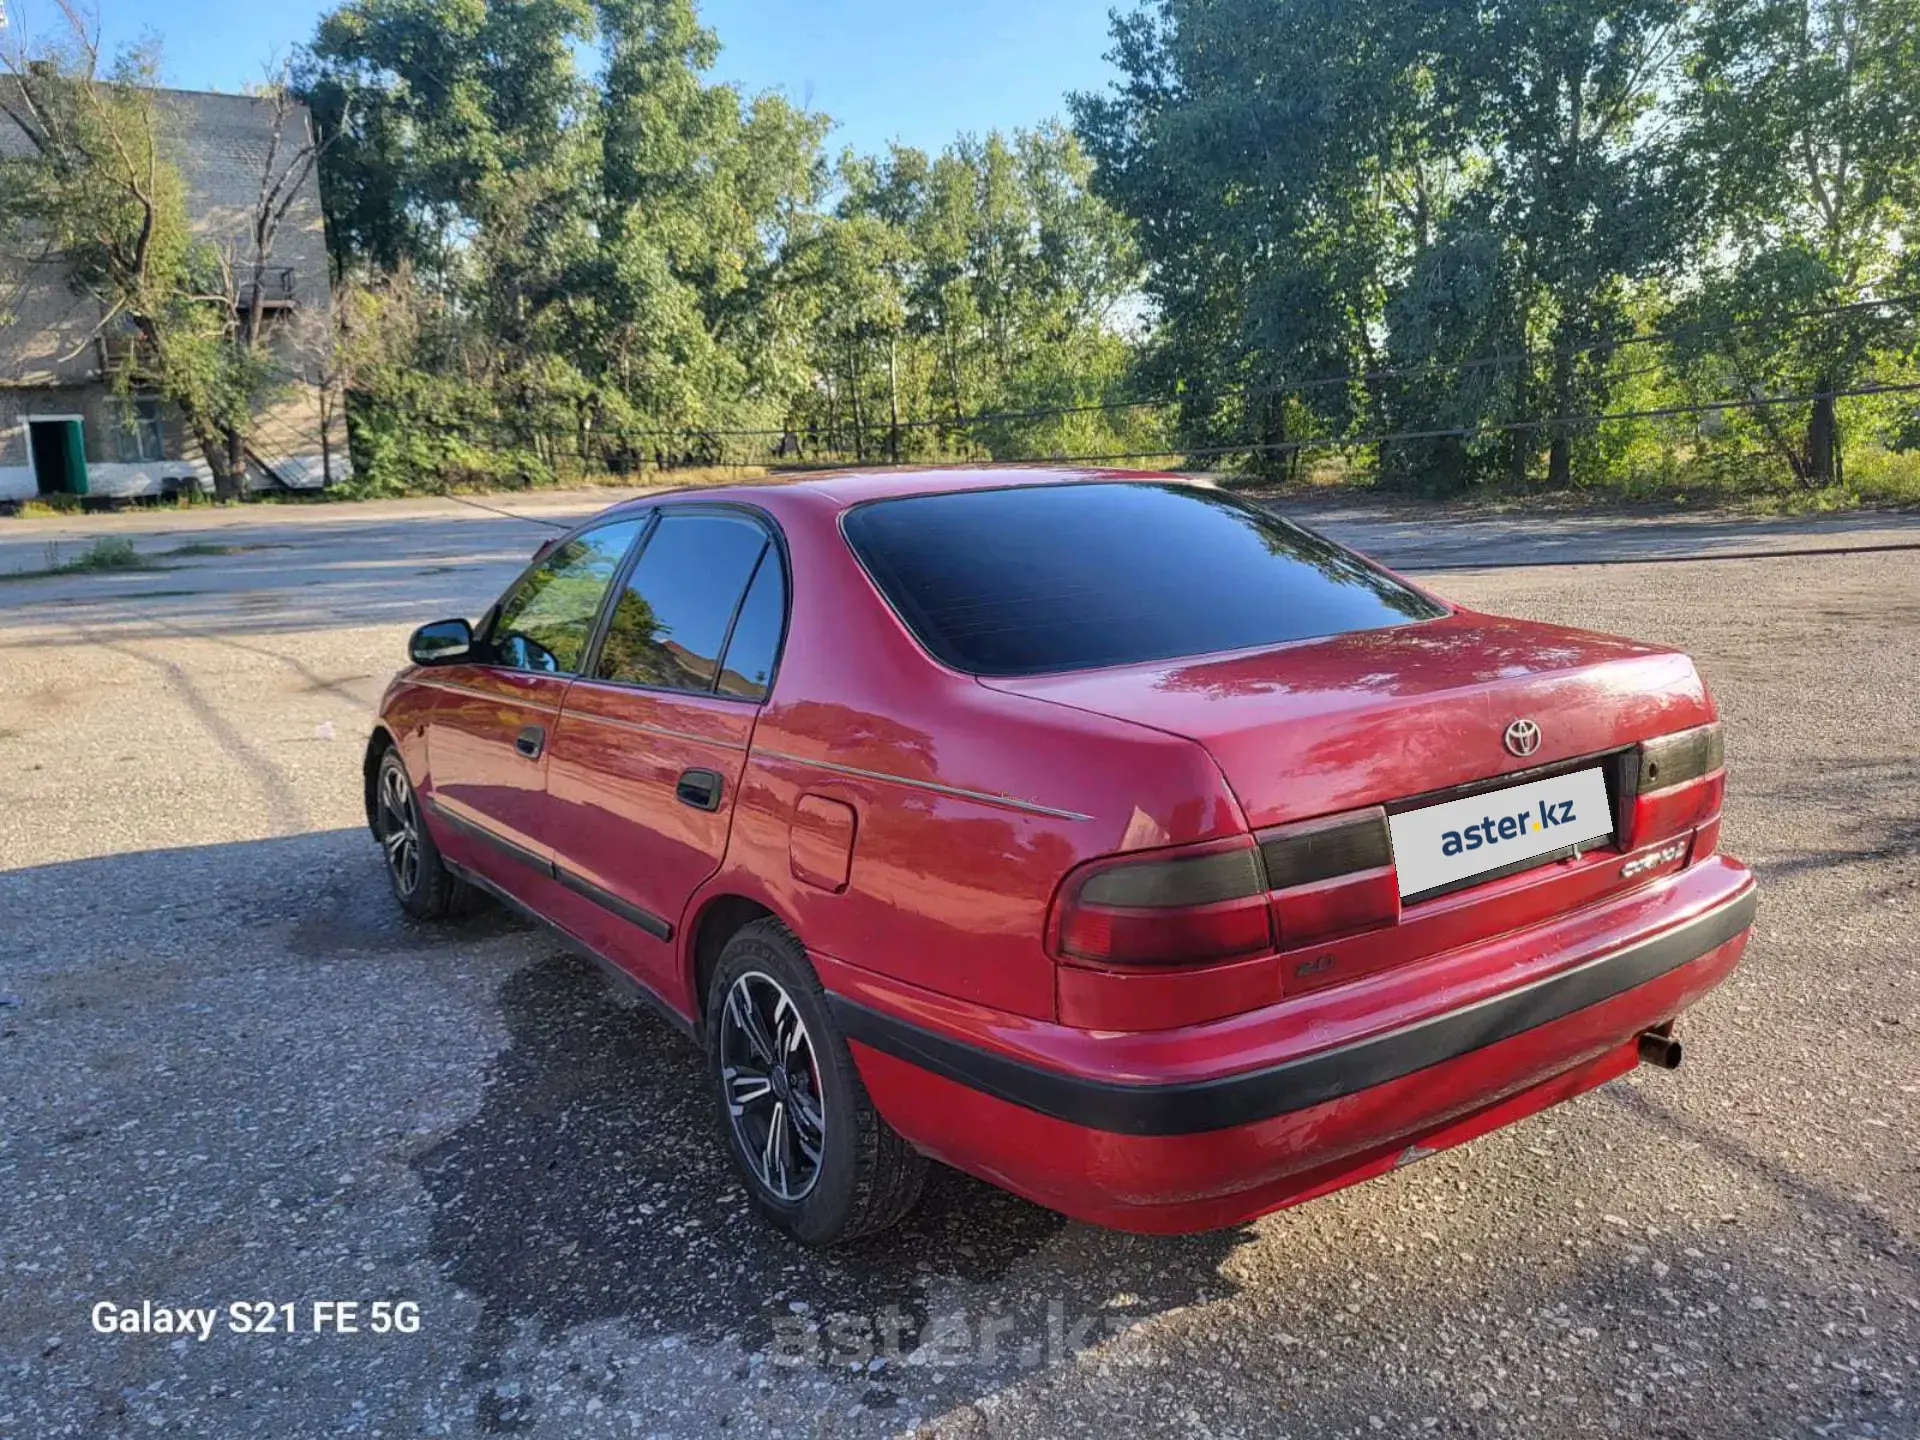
left=1388, top=767, right=1613, bottom=900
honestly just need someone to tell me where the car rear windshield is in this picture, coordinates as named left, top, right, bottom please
left=842, top=482, right=1447, bottom=676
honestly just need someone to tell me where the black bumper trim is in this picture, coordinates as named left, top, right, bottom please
left=425, top=798, right=674, bottom=941
left=427, top=799, right=551, bottom=875
left=830, top=886, right=1756, bottom=1137
left=554, top=866, right=674, bottom=941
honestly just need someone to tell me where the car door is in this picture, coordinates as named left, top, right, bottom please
left=420, top=517, right=648, bottom=881
left=542, top=507, right=789, bottom=1001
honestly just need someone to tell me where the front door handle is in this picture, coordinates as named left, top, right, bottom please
left=516, top=724, right=546, bottom=759
left=676, top=768, right=723, bottom=811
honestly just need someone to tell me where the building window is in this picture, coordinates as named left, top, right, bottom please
left=107, top=396, right=167, bottom=463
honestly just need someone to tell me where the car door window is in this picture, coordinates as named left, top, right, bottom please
left=490, top=519, right=645, bottom=675
left=714, top=550, right=786, bottom=700
left=595, top=512, right=775, bottom=694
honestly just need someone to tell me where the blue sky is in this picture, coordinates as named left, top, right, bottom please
left=57, top=0, right=1124, bottom=157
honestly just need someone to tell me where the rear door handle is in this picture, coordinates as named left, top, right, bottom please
left=516, top=724, right=546, bottom=759
left=676, top=768, right=723, bottom=811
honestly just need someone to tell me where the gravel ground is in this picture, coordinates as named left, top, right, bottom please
left=0, top=492, right=1915, bottom=1439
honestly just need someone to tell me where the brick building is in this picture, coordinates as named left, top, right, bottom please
left=0, top=84, right=345, bottom=502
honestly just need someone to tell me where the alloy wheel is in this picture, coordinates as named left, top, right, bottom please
left=719, top=971, right=826, bottom=1202
left=378, top=761, right=422, bottom=897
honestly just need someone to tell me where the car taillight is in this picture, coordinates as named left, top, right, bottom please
left=1630, top=722, right=1725, bottom=847
left=1258, top=806, right=1400, bottom=945
left=1640, top=723, right=1724, bottom=791
left=1053, top=837, right=1272, bottom=966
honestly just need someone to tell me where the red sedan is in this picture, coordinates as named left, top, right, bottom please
left=366, top=469, right=1755, bottom=1244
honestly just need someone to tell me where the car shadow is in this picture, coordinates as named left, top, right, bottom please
left=414, top=953, right=1253, bottom=1424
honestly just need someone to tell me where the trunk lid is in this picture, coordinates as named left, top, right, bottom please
left=995, top=609, right=1722, bottom=1003
left=983, top=610, right=1712, bottom=829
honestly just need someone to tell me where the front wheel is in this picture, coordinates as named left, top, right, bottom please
left=373, top=747, right=474, bottom=921
left=707, top=919, right=926, bottom=1245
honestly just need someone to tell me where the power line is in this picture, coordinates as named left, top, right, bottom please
left=1249, top=379, right=1920, bottom=459
left=1251, top=292, right=1920, bottom=396
left=402, top=393, right=1175, bottom=445
left=438, top=492, right=572, bottom=530
left=398, top=291, right=1919, bottom=448
left=394, top=377, right=1920, bottom=526
left=753, top=378, right=1920, bottom=471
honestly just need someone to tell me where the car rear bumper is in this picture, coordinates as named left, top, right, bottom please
left=817, top=855, right=1756, bottom=1232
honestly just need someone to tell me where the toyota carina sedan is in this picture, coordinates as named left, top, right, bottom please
left=365, top=469, right=1755, bottom=1244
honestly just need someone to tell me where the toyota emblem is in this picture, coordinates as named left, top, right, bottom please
left=1503, top=719, right=1542, bottom=757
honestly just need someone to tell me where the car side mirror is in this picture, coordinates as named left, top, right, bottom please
left=409, top=618, right=473, bottom=666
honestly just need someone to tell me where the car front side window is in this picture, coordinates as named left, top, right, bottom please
left=489, top=519, right=646, bottom=675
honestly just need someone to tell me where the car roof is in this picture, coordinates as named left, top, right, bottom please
left=601, top=465, right=1196, bottom=521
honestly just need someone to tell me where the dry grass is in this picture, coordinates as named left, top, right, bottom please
left=442, top=463, right=774, bottom=494
left=1240, top=443, right=1920, bottom=516
left=11, top=495, right=86, bottom=519
left=1, top=537, right=161, bottom=581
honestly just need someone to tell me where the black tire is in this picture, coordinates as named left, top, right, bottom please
left=372, top=746, right=475, bottom=921
left=706, top=918, right=927, bottom=1245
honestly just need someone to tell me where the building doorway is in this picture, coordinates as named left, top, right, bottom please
left=27, top=418, right=89, bottom=497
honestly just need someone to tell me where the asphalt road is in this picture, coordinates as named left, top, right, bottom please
left=1, top=488, right=1916, bottom=1440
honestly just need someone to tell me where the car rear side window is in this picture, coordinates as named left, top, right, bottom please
left=842, top=482, right=1446, bottom=676
left=713, top=550, right=786, bottom=700
left=490, top=519, right=646, bottom=675
left=595, top=512, right=776, bottom=695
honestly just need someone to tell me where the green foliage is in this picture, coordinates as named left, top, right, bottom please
left=295, top=0, right=1152, bottom=490
left=21, top=0, right=1908, bottom=503
left=10, top=495, right=85, bottom=518
left=1076, top=0, right=1920, bottom=496
left=791, top=125, right=1156, bottom=464
left=1678, top=0, right=1920, bottom=486
left=67, top=536, right=144, bottom=570
left=1074, top=0, right=1706, bottom=489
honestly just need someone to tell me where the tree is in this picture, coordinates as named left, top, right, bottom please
left=587, top=0, right=829, bottom=446
left=1681, top=0, right=1920, bottom=484
left=1074, top=0, right=1458, bottom=475
left=299, top=0, right=831, bottom=473
left=1471, top=0, right=1700, bottom=488
left=1074, top=0, right=1699, bottom=490
left=805, top=208, right=910, bottom=461
left=816, top=126, right=1148, bottom=465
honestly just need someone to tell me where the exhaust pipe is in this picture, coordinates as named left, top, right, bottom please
left=1637, top=1028, right=1683, bottom=1070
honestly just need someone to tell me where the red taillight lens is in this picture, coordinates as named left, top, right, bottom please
left=1272, top=864, right=1401, bottom=944
left=1259, top=807, right=1399, bottom=945
left=1054, top=839, right=1272, bottom=966
left=1631, top=771, right=1724, bottom=846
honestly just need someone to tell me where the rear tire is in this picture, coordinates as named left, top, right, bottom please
left=706, top=918, right=927, bottom=1245
left=373, top=746, right=475, bottom=921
